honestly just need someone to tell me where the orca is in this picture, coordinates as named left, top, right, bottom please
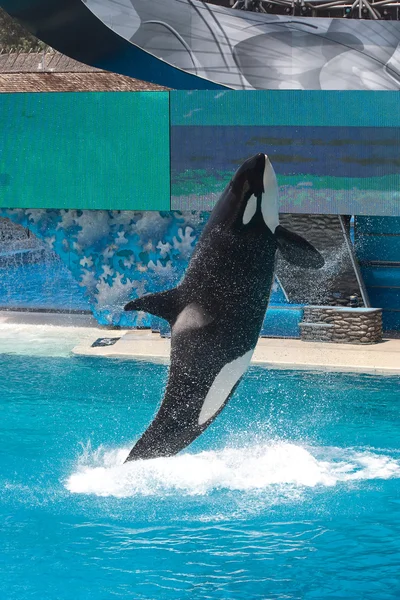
left=124, top=153, right=324, bottom=461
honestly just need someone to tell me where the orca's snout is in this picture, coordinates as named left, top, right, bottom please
left=245, top=153, right=266, bottom=197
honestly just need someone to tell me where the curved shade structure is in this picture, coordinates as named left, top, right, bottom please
left=0, top=0, right=221, bottom=88
left=2, top=0, right=400, bottom=89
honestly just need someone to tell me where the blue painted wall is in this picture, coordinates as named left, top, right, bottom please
left=356, top=216, right=400, bottom=332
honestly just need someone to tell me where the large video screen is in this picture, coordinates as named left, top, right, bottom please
left=1, top=90, right=400, bottom=216
left=171, top=91, right=400, bottom=216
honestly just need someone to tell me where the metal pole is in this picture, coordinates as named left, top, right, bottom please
left=362, top=0, right=381, bottom=17
left=339, top=215, right=371, bottom=308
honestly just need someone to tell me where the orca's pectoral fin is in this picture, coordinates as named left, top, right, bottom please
left=124, top=288, right=181, bottom=323
left=275, top=225, right=324, bottom=269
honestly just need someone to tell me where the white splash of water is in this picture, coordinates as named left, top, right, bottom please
left=65, top=441, right=400, bottom=498
left=0, top=321, right=105, bottom=357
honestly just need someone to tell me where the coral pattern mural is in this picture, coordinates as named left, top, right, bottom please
left=0, top=209, right=208, bottom=327
left=0, top=208, right=291, bottom=330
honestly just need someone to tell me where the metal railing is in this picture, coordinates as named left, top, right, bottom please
left=230, top=0, right=400, bottom=18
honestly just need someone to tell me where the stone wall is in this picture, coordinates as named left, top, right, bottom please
left=300, top=306, right=382, bottom=344
left=277, top=214, right=363, bottom=307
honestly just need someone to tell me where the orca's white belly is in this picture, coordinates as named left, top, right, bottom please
left=198, top=349, right=254, bottom=425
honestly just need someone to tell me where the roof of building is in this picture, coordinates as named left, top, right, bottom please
left=0, top=50, right=168, bottom=92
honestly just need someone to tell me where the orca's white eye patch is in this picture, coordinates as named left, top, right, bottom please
left=242, top=195, right=257, bottom=225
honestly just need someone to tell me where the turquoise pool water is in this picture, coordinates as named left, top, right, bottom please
left=1, top=353, right=399, bottom=599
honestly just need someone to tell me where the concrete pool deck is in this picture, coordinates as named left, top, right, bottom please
left=0, top=311, right=399, bottom=375
left=72, top=331, right=400, bottom=375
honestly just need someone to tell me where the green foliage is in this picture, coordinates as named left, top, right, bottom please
left=0, top=8, right=47, bottom=51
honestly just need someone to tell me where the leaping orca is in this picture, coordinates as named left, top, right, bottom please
left=124, top=153, right=324, bottom=461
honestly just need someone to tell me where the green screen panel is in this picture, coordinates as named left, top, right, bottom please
left=0, top=92, right=170, bottom=211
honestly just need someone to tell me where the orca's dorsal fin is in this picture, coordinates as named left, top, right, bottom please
left=124, top=288, right=181, bottom=324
